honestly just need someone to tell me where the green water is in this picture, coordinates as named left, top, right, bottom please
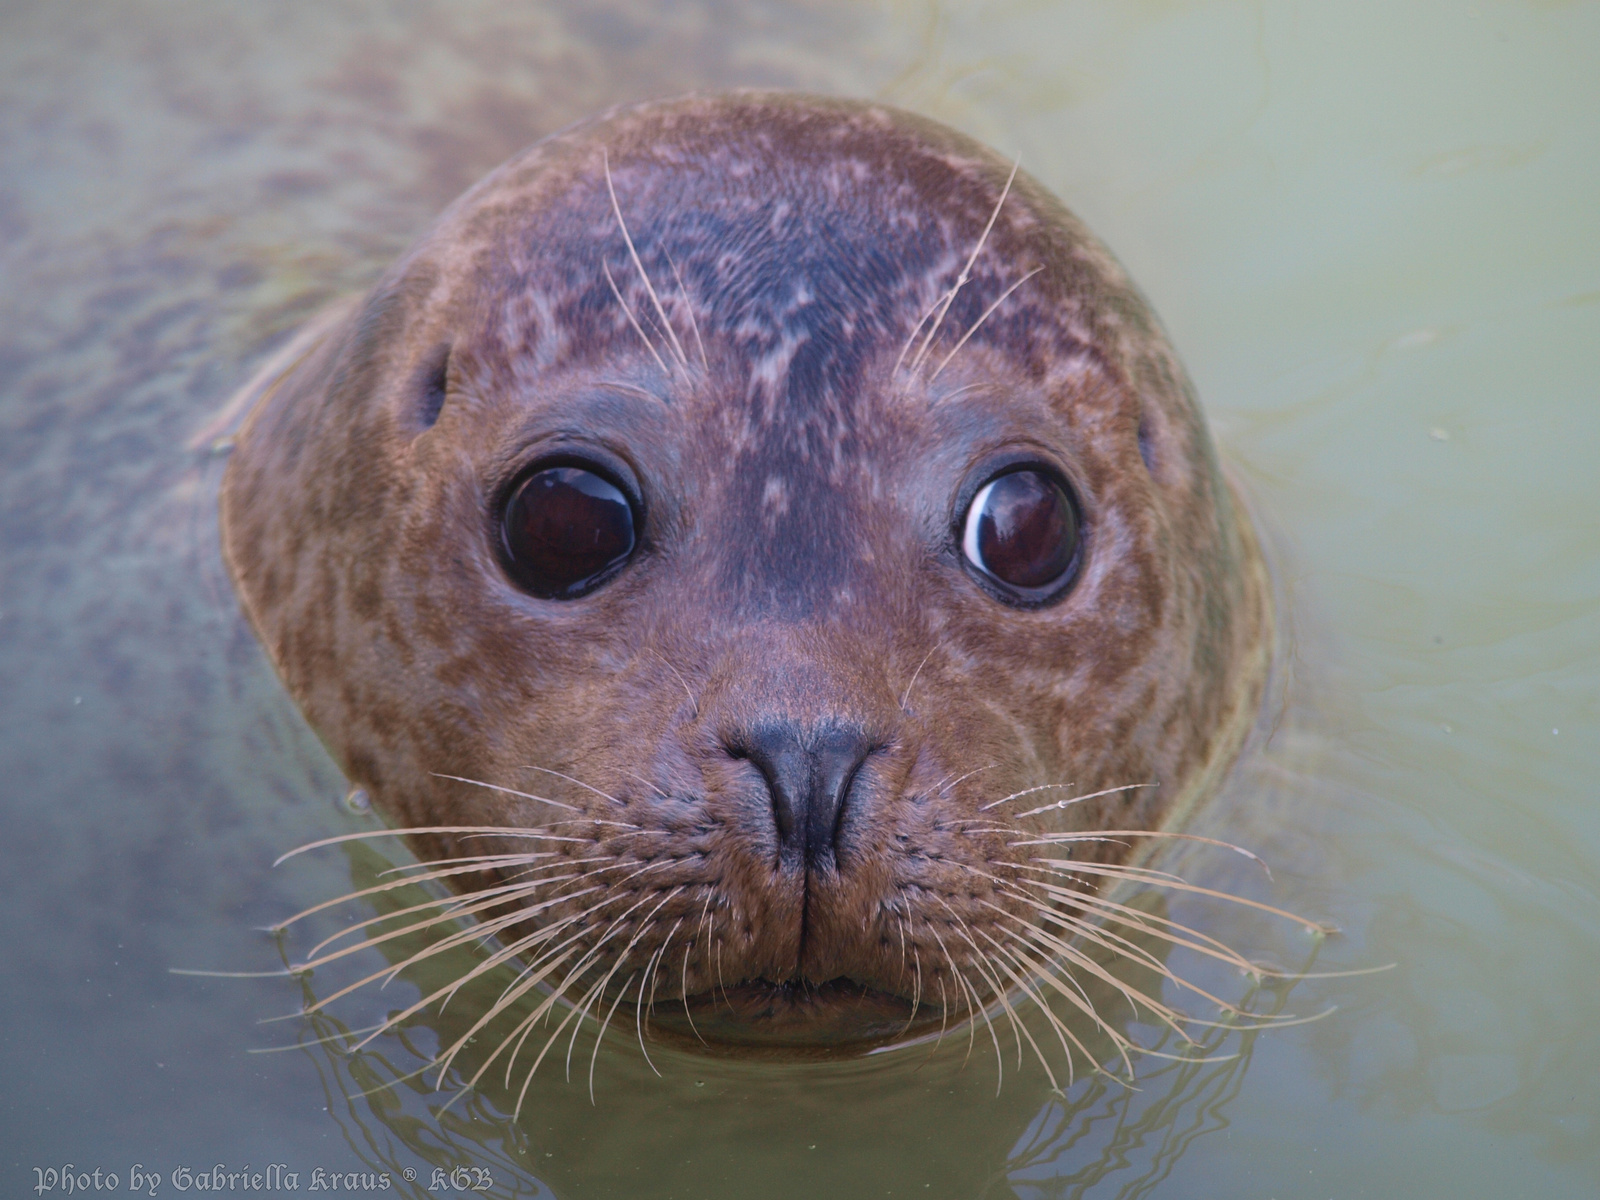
left=2, top=1, right=1595, bottom=1196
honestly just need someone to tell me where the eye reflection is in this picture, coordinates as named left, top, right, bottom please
left=961, top=468, right=1080, bottom=600
left=500, top=465, right=636, bottom=599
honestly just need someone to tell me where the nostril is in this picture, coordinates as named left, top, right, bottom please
left=729, top=722, right=876, bottom=872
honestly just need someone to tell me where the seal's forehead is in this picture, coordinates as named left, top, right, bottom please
left=420, top=93, right=1141, bottom=394
left=489, top=92, right=1019, bottom=231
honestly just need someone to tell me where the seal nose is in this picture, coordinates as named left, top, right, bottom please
left=731, top=723, right=875, bottom=873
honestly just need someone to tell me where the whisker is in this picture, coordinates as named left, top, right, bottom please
left=330, top=919, right=585, bottom=1063
left=283, top=851, right=577, bottom=936
left=1012, top=870, right=1343, bottom=1025
left=933, top=925, right=996, bottom=1081
left=445, top=942, right=588, bottom=1103
left=934, top=857, right=1203, bottom=1030
left=509, top=967, right=606, bottom=1113
left=972, top=930, right=1066, bottom=1092
left=932, top=899, right=1026, bottom=1090
left=925, top=922, right=978, bottom=1066
left=638, top=920, right=681, bottom=1075
left=602, top=258, right=672, bottom=376
left=965, top=941, right=1029, bottom=1077
left=713, top=926, right=730, bottom=1009
left=589, top=970, right=641, bottom=1104
left=346, top=875, right=652, bottom=1052
left=562, top=972, right=616, bottom=1085
left=895, top=913, right=910, bottom=988
left=897, top=932, right=925, bottom=1040
left=301, top=872, right=583, bottom=961
left=1009, top=829, right=1274, bottom=879
left=621, top=770, right=671, bottom=801
left=977, top=782, right=1077, bottom=813
left=428, top=773, right=586, bottom=814
left=440, top=943, right=587, bottom=1109
left=648, top=651, right=700, bottom=720
left=929, top=265, right=1044, bottom=383
left=1004, top=933, right=1137, bottom=1089
left=989, top=904, right=1197, bottom=1053
left=272, top=824, right=589, bottom=867
left=603, top=149, right=689, bottom=370
left=898, top=644, right=940, bottom=712
left=891, top=290, right=949, bottom=378
left=561, top=910, right=671, bottom=1090
left=307, top=860, right=623, bottom=970
left=447, top=882, right=675, bottom=1099
left=250, top=1016, right=386, bottom=1044
left=373, top=849, right=565, bottom=878
left=1019, top=870, right=1266, bottom=977
left=518, top=765, right=632, bottom=810
left=1013, top=782, right=1158, bottom=820
left=1028, top=858, right=1333, bottom=938
left=930, top=842, right=1339, bottom=1072
left=907, top=157, right=1021, bottom=376
left=296, top=889, right=586, bottom=1004
left=342, top=1056, right=441, bottom=1102
left=579, top=887, right=684, bottom=1083
left=934, top=763, right=997, bottom=800
left=662, top=246, right=709, bottom=371
left=585, top=896, right=686, bottom=1098
left=1005, top=895, right=1214, bottom=1024
left=680, top=933, right=707, bottom=1047
left=339, top=858, right=649, bottom=1019
left=295, top=869, right=616, bottom=976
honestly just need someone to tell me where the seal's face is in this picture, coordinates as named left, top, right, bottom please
left=222, top=93, right=1269, bottom=1056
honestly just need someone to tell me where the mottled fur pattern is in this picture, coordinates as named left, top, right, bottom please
left=222, top=92, right=1271, bottom=1055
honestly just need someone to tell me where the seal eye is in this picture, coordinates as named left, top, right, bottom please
left=961, top=467, right=1081, bottom=601
left=501, top=465, right=637, bottom=599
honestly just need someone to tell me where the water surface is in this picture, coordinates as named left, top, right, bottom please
left=2, top=2, right=1596, bottom=1197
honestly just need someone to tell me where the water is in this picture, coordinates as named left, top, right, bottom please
left=2, top=1, right=1596, bottom=1196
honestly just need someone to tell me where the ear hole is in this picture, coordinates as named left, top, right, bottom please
left=1137, top=407, right=1159, bottom=476
left=415, top=342, right=451, bottom=431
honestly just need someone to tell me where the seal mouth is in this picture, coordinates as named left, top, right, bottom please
left=645, top=979, right=933, bottom=1056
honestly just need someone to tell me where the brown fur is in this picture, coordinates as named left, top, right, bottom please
left=221, top=92, right=1270, bottom=1052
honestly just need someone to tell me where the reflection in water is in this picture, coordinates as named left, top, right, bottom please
left=6, top=1, right=1597, bottom=1195
left=1002, top=1003, right=1287, bottom=1200
left=253, top=838, right=1317, bottom=1199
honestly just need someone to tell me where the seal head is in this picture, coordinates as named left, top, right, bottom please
left=221, top=92, right=1270, bottom=1054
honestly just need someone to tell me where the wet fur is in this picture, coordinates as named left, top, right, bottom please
left=222, top=92, right=1274, bottom=1086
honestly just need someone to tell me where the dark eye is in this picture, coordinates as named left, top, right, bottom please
left=960, top=467, right=1081, bottom=601
left=500, top=465, right=637, bottom=599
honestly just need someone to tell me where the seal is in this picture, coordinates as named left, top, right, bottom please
left=220, top=91, right=1273, bottom=1078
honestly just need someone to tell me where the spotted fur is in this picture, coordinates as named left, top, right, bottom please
left=222, top=92, right=1272, bottom=1060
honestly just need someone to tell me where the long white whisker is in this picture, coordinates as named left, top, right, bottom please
left=518, top=765, right=631, bottom=809
left=428, top=773, right=585, bottom=814
left=927, top=922, right=991, bottom=1075
left=602, top=258, right=672, bottom=376
left=662, top=246, right=709, bottom=371
left=587, top=970, right=639, bottom=1103
left=892, top=291, right=949, bottom=378
left=971, top=930, right=1065, bottom=1092
left=1014, top=782, right=1158, bottom=819
left=899, top=644, right=939, bottom=713
left=929, top=266, right=1044, bottom=382
left=908, top=157, right=1021, bottom=376
left=1009, top=829, right=1274, bottom=879
left=603, top=149, right=688, bottom=369
left=977, top=782, right=1077, bottom=813
left=273, top=824, right=587, bottom=867
left=1027, top=858, right=1328, bottom=935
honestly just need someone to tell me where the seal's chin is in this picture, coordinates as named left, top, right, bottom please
left=645, top=979, right=934, bottom=1058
